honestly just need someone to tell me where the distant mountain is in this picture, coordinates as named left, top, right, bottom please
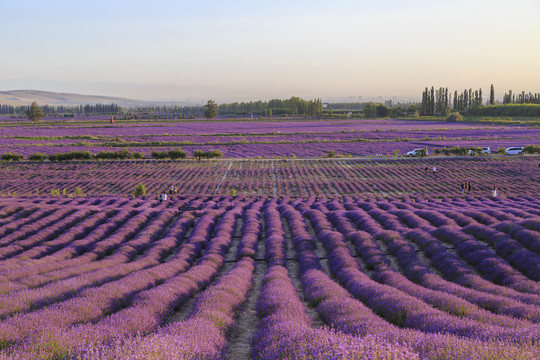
left=0, top=90, right=187, bottom=107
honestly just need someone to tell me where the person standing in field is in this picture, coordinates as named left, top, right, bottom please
left=460, top=182, right=465, bottom=193
left=424, top=166, right=428, bottom=175
left=432, top=166, right=437, bottom=176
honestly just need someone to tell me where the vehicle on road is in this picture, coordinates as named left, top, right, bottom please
left=468, top=147, right=491, bottom=156
left=406, top=148, right=428, bottom=157
left=505, top=147, right=524, bottom=155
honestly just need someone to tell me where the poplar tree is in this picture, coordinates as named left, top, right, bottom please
left=203, top=100, right=218, bottom=119
left=430, top=87, right=435, bottom=115
left=26, top=101, right=44, bottom=122
left=490, top=84, right=495, bottom=105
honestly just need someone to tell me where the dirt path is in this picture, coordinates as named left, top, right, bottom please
left=214, top=161, right=233, bottom=194
left=270, top=160, right=278, bottom=196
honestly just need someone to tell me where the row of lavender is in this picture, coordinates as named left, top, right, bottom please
left=0, top=195, right=538, bottom=359
left=4, top=126, right=538, bottom=144
left=0, top=119, right=506, bottom=136
left=0, top=157, right=539, bottom=198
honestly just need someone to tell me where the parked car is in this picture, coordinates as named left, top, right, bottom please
left=505, top=147, right=524, bottom=155
left=406, top=148, right=428, bottom=157
left=468, top=147, right=491, bottom=156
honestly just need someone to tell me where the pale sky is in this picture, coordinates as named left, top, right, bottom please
left=1, top=0, right=539, bottom=102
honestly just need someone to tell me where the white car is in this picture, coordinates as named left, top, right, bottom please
left=505, top=147, right=524, bottom=155
left=406, top=148, right=428, bottom=157
left=468, top=147, right=491, bottom=156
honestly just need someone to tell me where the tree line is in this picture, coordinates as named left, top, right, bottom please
left=218, top=97, right=323, bottom=116
left=421, top=84, right=539, bottom=117
left=1, top=97, right=323, bottom=118
left=502, top=90, right=540, bottom=105
left=0, top=103, right=123, bottom=116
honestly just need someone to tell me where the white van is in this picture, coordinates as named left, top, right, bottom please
left=468, top=147, right=491, bottom=156
left=505, top=147, right=524, bottom=155
left=406, top=148, right=428, bottom=157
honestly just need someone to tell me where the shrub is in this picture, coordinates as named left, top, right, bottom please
left=193, top=149, right=223, bottom=161
left=168, top=148, right=187, bottom=160
left=48, top=151, right=92, bottom=161
left=417, top=147, right=428, bottom=157
left=151, top=150, right=169, bottom=159
left=94, top=149, right=133, bottom=160
left=28, top=153, right=47, bottom=161
left=132, top=152, right=144, bottom=159
left=327, top=150, right=336, bottom=158
left=133, top=183, right=147, bottom=198
left=0, top=152, right=23, bottom=161
left=446, top=112, right=463, bottom=122
left=524, top=144, right=540, bottom=154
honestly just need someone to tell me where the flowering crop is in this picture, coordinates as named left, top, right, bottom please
left=2, top=118, right=540, bottom=158
left=0, top=193, right=539, bottom=359
left=0, top=156, right=539, bottom=198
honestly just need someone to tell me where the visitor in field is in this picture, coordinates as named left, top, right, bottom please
left=492, top=187, right=499, bottom=197
left=538, top=159, right=540, bottom=168
left=424, top=166, right=428, bottom=174
left=432, top=166, right=437, bottom=175
left=460, top=182, right=465, bottom=193
left=160, top=193, right=167, bottom=202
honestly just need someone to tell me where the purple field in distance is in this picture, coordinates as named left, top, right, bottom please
left=1, top=118, right=539, bottom=158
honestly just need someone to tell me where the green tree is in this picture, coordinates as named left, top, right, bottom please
left=375, top=104, right=390, bottom=117
left=203, top=100, right=218, bottom=119
left=363, top=102, right=376, bottom=117
left=490, top=84, right=495, bottom=105
left=26, top=101, right=44, bottom=122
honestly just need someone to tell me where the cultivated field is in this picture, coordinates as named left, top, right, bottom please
left=0, top=195, right=539, bottom=359
left=0, top=157, right=539, bottom=199
left=0, top=118, right=539, bottom=359
left=1, top=118, right=539, bottom=158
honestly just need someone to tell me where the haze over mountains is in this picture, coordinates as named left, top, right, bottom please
left=0, top=90, right=189, bottom=107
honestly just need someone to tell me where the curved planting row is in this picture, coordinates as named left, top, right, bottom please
left=0, top=195, right=538, bottom=359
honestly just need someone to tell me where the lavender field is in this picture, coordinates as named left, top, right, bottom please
left=1, top=118, right=539, bottom=158
left=0, top=156, right=539, bottom=198
left=0, top=194, right=539, bottom=359
left=1, top=118, right=540, bottom=359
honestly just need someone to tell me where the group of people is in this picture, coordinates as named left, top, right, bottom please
left=169, top=185, right=178, bottom=197
left=460, top=181, right=473, bottom=193
left=424, top=166, right=437, bottom=175
left=159, top=185, right=178, bottom=202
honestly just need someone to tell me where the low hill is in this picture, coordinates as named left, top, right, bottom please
left=0, top=90, right=163, bottom=107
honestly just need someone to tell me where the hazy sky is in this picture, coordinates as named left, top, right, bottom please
left=1, top=0, right=539, bottom=102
